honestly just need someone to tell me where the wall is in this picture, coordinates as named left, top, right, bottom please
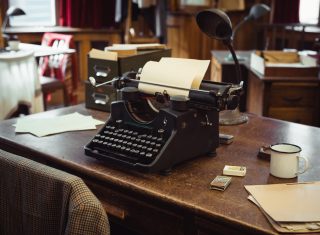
left=166, top=0, right=271, bottom=59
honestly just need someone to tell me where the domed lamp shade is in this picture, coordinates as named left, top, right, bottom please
left=196, top=9, right=233, bottom=42
left=1, top=6, right=26, bottom=39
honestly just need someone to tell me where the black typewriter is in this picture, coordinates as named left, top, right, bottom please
left=85, top=71, right=242, bottom=173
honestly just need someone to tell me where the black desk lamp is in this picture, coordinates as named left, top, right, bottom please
left=226, top=3, right=270, bottom=61
left=196, top=9, right=248, bottom=125
left=1, top=6, right=26, bottom=41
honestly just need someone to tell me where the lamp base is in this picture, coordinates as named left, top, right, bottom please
left=219, top=108, right=248, bottom=125
left=224, top=53, right=247, bottom=62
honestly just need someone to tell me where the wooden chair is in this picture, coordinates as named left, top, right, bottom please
left=39, top=32, right=78, bottom=109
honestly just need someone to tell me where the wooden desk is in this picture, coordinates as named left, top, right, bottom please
left=0, top=104, right=320, bottom=235
left=4, top=27, right=122, bottom=81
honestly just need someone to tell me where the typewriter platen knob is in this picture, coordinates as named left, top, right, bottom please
left=226, top=95, right=239, bottom=110
left=170, top=95, right=189, bottom=112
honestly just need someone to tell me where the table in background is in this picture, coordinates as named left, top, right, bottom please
left=211, top=50, right=320, bottom=126
left=0, top=104, right=319, bottom=235
left=4, top=27, right=122, bottom=81
left=0, top=50, right=43, bottom=119
left=18, top=43, right=76, bottom=57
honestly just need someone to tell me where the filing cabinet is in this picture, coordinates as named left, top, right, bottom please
left=86, top=49, right=172, bottom=112
left=246, top=71, right=320, bottom=126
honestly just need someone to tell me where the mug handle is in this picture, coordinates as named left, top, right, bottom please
left=297, top=156, right=309, bottom=175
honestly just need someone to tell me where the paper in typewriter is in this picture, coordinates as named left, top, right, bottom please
left=138, top=58, right=210, bottom=96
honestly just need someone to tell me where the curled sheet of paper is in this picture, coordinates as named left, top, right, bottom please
left=138, top=58, right=210, bottom=97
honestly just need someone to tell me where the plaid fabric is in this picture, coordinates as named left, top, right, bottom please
left=0, top=149, right=110, bottom=235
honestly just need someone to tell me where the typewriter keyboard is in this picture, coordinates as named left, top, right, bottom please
left=88, top=124, right=166, bottom=164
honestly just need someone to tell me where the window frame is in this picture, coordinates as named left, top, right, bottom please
left=3, top=0, right=59, bottom=27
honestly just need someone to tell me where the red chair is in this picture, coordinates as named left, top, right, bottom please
left=39, top=32, right=78, bottom=109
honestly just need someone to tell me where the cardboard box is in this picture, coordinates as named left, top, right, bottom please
left=86, top=48, right=172, bottom=111
left=250, top=51, right=319, bottom=77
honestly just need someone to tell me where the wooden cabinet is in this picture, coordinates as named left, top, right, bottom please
left=211, top=50, right=320, bottom=126
left=247, top=71, right=320, bottom=126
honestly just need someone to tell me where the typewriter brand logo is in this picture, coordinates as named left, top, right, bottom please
left=163, top=117, right=167, bottom=126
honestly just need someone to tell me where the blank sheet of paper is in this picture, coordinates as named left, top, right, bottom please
left=15, top=112, right=104, bottom=137
left=245, top=182, right=320, bottom=222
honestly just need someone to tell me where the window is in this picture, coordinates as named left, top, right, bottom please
left=8, top=0, right=57, bottom=27
left=299, top=0, right=320, bottom=24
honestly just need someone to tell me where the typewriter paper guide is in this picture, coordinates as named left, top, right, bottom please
left=138, top=58, right=210, bottom=96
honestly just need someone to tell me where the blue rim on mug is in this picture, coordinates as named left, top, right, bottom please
left=270, top=143, right=301, bottom=154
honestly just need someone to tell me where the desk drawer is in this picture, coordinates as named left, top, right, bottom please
left=269, top=83, right=318, bottom=107
left=86, top=181, right=184, bottom=235
left=268, top=107, right=316, bottom=125
left=196, top=217, right=250, bottom=235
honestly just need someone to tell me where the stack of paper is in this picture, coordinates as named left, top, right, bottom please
left=105, top=44, right=138, bottom=57
left=88, top=48, right=118, bottom=61
left=15, top=112, right=104, bottom=137
left=245, top=182, right=320, bottom=233
left=109, top=43, right=166, bottom=51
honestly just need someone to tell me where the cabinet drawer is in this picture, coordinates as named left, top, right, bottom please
left=196, top=217, right=249, bottom=235
left=269, top=83, right=318, bottom=107
left=268, top=107, right=316, bottom=125
left=86, top=180, right=184, bottom=235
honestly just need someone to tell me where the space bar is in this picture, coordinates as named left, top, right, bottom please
left=93, top=146, right=139, bottom=163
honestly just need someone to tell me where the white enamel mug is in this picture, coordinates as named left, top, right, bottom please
left=270, top=143, right=309, bottom=179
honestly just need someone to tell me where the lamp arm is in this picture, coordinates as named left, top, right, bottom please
left=224, top=40, right=242, bottom=85
left=1, top=16, right=9, bottom=36
left=232, top=17, right=249, bottom=40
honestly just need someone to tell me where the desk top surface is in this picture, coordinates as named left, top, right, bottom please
left=0, top=104, right=320, bottom=235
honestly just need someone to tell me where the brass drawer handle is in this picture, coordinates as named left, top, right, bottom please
left=94, top=65, right=111, bottom=77
left=101, top=201, right=127, bottom=220
left=282, top=96, right=303, bottom=103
